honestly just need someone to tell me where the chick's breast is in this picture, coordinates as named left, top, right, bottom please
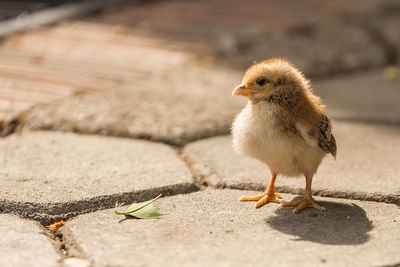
left=232, top=102, right=325, bottom=177
left=232, top=102, right=283, bottom=165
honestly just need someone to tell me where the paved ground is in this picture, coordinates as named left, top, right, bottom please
left=0, top=214, right=60, bottom=267
left=63, top=190, right=400, bottom=267
left=0, top=0, right=400, bottom=266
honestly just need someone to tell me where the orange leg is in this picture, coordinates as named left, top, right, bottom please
left=240, top=172, right=282, bottom=208
left=281, top=175, right=325, bottom=213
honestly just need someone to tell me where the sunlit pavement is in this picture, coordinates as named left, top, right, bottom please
left=0, top=1, right=399, bottom=266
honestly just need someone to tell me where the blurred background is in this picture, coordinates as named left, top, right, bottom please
left=0, top=0, right=398, bottom=141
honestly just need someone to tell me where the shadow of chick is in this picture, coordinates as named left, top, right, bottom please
left=265, top=199, right=373, bottom=245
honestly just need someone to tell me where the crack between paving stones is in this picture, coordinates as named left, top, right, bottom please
left=177, top=146, right=400, bottom=207
left=173, top=145, right=400, bottom=208
left=1, top=2, right=399, bottom=143
left=223, top=182, right=400, bottom=206
left=3, top=91, right=400, bottom=149
left=3, top=14, right=398, bottom=144
left=42, top=222, right=92, bottom=266
left=0, top=5, right=396, bottom=266
left=0, top=183, right=198, bottom=226
left=3, top=115, right=232, bottom=148
left=179, top=134, right=400, bottom=207
left=176, top=148, right=210, bottom=190
left=0, top=118, right=19, bottom=136
left=59, top=224, right=92, bottom=266
left=375, top=262, right=400, bottom=267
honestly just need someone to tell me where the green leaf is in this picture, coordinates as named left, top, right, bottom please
left=114, top=194, right=163, bottom=219
left=128, top=204, right=163, bottom=219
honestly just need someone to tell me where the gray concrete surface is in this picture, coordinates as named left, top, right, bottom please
left=62, top=190, right=400, bottom=267
left=16, top=65, right=245, bottom=146
left=315, top=71, right=400, bottom=123
left=0, top=131, right=197, bottom=224
left=183, top=121, right=400, bottom=202
left=0, top=214, right=60, bottom=267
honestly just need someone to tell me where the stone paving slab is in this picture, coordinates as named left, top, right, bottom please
left=97, top=0, right=384, bottom=34
left=215, top=18, right=387, bottom=76
left=352, top=1, right=400, bottom=61
left=0, top=131, right=197, bottom=224
left=0, top=16, right=195, bottom=123
left=0, top=214, right=60, bottom=267
left=374, top=13, right=400, bottom=60
left=182, top=121, right=400, bottom=202
left=7, top=6, right=399, bottom=138
left=315, top=71, right=400, bottom=123
left=63, top=190, right=400, bottom=267
left=0, top=0, right=394, bottom=125
left=15, top=69, right=399, bottom=147
left=16, top=65, right=245, bottom=145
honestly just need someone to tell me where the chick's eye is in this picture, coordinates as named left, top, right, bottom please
left=256, top=78, right=267, bottom=86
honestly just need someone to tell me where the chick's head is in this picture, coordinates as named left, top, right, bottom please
left=232, top=58, right=310, bottom=102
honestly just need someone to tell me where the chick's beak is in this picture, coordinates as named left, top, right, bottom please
left=232, top=83, right=253, bottom=96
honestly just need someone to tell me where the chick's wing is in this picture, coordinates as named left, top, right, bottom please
left=296, top=114, right=337, bottom=158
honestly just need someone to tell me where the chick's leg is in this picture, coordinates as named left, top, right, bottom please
left=282, top=175, right=325, bottom=213
left=240, top=172, right=281, bottom=208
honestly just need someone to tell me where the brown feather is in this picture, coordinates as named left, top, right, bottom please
left=317, top=115, right=337, bottom=158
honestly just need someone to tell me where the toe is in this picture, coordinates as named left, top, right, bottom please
left=255, top=195, right=271, bottom=208
left=293, top=203, right=307, bottom=213
left=240, top=194, right=265, bottom=202
left=255, top=195, right=281, bottom=208
left=290, top=199, right=326, bottom=213
left=311, top=201, right=326, bottom=211
left=281, top=199, right=301, bottom=207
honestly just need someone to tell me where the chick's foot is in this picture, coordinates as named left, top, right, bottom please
left=282, top=198, right=325, bottom=213
left=240, top=191, right=282, bottom=208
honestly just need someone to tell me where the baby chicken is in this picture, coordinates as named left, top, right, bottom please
left=232, top=58, right=336, bottom=213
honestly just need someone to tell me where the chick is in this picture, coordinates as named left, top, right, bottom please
left=232, top=58, right=336, bottom=213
